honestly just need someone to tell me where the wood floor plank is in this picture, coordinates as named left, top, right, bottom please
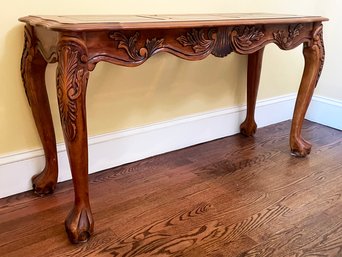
left=238, top=212, right=342, bottom=257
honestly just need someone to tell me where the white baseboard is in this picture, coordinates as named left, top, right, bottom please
left=306, top=95, right=342, bottom=130
left=0, top=94, right=298, bottom=198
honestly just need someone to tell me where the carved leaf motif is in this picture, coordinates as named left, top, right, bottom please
left=111, top=32, right=143, bottom=61
left=57, top=46, right=86, bottom=141
left=142, top=38, right=164, bottom=57
left=110, top=32, right=164, bottom=61
left=231, top=26, right=265, bottom=50
left=289, top=24, right=303, bottom=39
left=177, top=29, right=214, bottom=53
left=273, top=24, right=304, bottom=49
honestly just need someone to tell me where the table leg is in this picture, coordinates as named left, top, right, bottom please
left=56, top=41, right=93, bottom=243
left=21, top=25, right=58, bottom=195
left=240, top=47, right=265, bottom=136
left=290, top=25, right=325, bottom=157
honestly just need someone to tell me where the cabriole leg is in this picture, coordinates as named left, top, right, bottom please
left=56, top=40, right=93, bottom=243
left=21, top=25, right=58, bottom=195
left=290, top=25, right=325, bottom=157
left=240, top=47, right=265, bottom=136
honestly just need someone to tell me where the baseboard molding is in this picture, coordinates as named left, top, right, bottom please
left=0, top=94, right=298, bottom=198
left=306, top=95, right=342, bottom=130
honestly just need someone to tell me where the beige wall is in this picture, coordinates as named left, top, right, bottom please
left=313, top=0, right=342, bottom=99
left=0, top=0, right=338, bottom=156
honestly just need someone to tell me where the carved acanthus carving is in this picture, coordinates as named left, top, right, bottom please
left=273, top=24, right=304, bottom=49
left=56, top=45, right=89, bottom=141
left=177, top=29, right=215, bottom=53
left=231, top=26, right=265, bottom=54
left=312, top=25, right=325, bottom=87
left=110, top=32, right=164, bottom=62
left=20, top=25, right=35, bottom=105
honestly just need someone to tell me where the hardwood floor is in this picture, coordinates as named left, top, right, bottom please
left=1, top=120, right=342, bottom=257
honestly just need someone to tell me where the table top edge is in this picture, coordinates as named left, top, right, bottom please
left=19, top=14, right=329, bottom=31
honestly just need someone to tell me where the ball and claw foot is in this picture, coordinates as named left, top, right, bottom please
left=32, top=168, right=57, bottom=196
left=290, top=136, right=312, bottom=157
left=65, top=205, right=94, bottom=244
left=240, top=120, right=257, bottom=137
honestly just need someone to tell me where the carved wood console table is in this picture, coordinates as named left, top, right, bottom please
left=19, top=13, right=328, bottom=243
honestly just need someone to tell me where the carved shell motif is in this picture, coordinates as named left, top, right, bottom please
left=57, top=46, right=88, bottom=141
left=212, top=27, right=233, bottom=57
left=110, top=32, right=164, bottom=62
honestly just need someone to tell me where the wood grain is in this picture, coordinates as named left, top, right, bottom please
left=1, top=120, right=342, bottom=256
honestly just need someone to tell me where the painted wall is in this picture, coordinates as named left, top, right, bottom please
left=313, top=0, right=342, bottom=99
left=0, top=0, right=337, bottom=157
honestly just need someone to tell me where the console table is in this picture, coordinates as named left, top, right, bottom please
left=19, top=13, right=328, bottom=243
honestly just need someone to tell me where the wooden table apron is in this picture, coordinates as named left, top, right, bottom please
left=19, top=14, right=327, bottom=243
